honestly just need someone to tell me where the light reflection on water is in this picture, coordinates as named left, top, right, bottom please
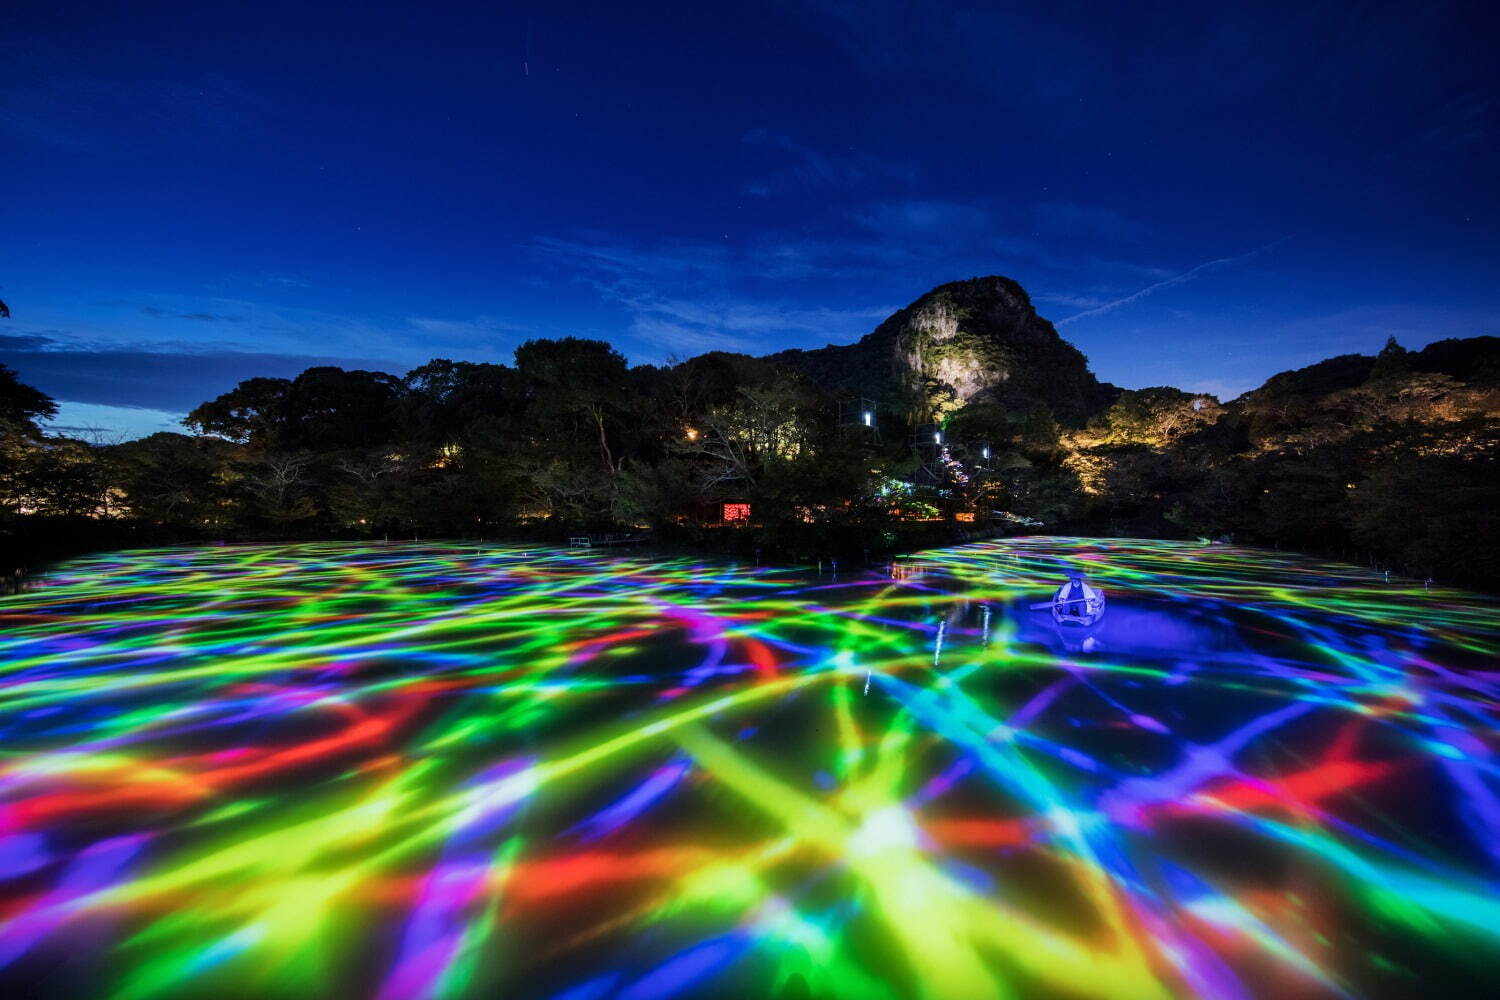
left=1, top=537, right=1498, bottom=999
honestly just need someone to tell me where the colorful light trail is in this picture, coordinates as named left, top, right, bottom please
left=1, top=538, right=1498, bottom=998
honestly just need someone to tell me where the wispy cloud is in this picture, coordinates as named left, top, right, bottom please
left=624, top=292, right=893, bottom=359
left=1034, top=292, right=1106, bottom=311
left=406, top=315, right=531, bottom=343
left=1035, top=201, right=1152, bottom=244
left=0, top=329, right=406, bottom=413
left=626, top=317, right=754, bottom=357
left=740, top=128, right=916, bottom=197
left=533, top=236, right=731, bottom=285
left=532, top=234, right=894, bottom=358
left=1268, top=303, right=1500, bottom=355
left=537, top=197, right=1181, bottom=317
left=0, top=33, right=273, bottom=151
left=846, top=199, right=1174, bottom=283
left=624, top=300, right=894, bottom=360
left=141, top=305, right=246, bottom=323
left=533, top=211, right=1221, bottom=360
left=1057, top=238, right=1289, bottom=326
left=1413, top=87, right=1494, bottom=152
left=251, top=272, right=314, bottom=290
left=65, top=295, right=499, bottom=364
left=850, top=198, right=997, bottom=238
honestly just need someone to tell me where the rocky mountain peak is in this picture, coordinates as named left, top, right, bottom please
left=769, top=275, right=1116, bottom=427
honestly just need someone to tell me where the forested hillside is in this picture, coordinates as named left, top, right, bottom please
left=4, top=281, right=1497, bottom=587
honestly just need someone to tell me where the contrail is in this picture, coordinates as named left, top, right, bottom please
left=1056, top=236, right=1289, bottom=326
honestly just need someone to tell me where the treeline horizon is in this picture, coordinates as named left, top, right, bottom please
left=3, top=331, right=1498, bottom=589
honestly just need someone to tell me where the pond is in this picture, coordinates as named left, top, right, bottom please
left=1, top=538, right=1497, bottom=999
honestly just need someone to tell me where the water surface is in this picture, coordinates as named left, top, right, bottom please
left=1, top=538, right=1497, bottom=999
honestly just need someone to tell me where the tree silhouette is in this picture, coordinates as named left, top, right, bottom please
left=0, top=363, right=58, bottom=433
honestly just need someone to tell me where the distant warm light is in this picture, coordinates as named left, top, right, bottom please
left=722, top=503, right=750, bottom=522
left=685, top=427, right=700, bottom=441
left=956, top=512, right=975, bottom=522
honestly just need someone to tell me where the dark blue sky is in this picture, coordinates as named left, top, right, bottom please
left=3, top=0, right=1496, bottom=437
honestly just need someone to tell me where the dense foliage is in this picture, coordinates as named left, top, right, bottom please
left=4, top=328, right=1498, bottom=587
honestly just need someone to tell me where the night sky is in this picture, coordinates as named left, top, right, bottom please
left=3, top=0, right=1496, bottom=438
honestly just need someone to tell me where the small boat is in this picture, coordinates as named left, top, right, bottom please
left=1031, top=574, right=1107, bottom=627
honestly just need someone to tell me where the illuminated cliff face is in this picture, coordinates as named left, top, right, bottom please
left=768, top=276, right=1118, bottom=428
left=898, top=299, right=999, bottom=411
left=882, top=277, right=1103, bottom=424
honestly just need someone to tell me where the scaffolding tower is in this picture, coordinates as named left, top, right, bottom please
left=838, top=397, right=882, bottom=443
left=910, top=422, right=947, bottom=484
